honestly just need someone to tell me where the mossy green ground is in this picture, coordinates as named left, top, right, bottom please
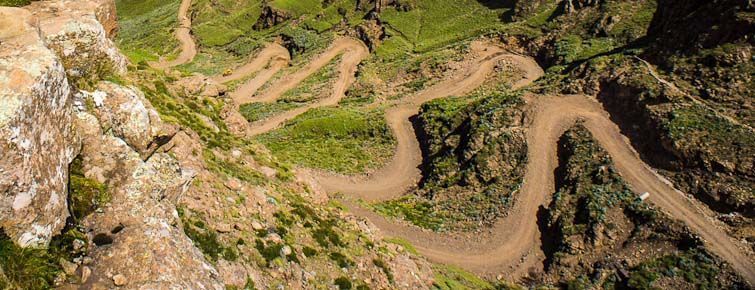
left=0, top=156, right=98, bottom=289
left=0, top=0, right=32, bottom=7
left=258, top=107, right=395, bottom=174
left=378, top=0, right=509, bottom=56
left=115, top=0, right=181, bottom=64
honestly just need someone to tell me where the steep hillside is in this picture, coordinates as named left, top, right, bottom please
left=1, top=0, right=752, bottom=289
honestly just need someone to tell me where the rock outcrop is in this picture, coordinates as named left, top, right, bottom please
left=73, top=89, right=223, bottom=288
left=0, top=7, right=77, bottom=247
left=82, top=82, right=177, bottom=158
left=253, top=5, right=290, bottom=31
left=354, top=19, right=386, bottom=51
left=28, top=0, right=127, bottom=85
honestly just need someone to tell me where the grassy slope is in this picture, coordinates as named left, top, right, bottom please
left=544, top=125, right=745, bottom=289
left=115, top=0, right=181, bottom=63
left=258, top=107, right=395, bottom=174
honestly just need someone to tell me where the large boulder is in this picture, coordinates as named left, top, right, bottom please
left=0, top=8, right=77, bottom=247
left=78, top=82, right=177, bottom=158
left=28, top=0, right=127, bottom=85
left=73, top=99, right=222, bottom=288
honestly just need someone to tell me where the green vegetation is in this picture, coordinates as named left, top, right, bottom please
left=375, top=90, right=526, bottom=231
left=239, top=102, right=302, bottom=123
left=382, top=237, right=418, bottom=255
left=547, top=125, right=657, bottom=257
left=627, top=250, right=732, bottom=289
left=373, top=196, right=449, bottom=231
left=68, top=155, right=110, bottom=222
left=258, top=107, right=395, bottom=174
left=333, top=276, right=352, bottom=289
left=379, top=0, right=509, bottom=55
left=280, top=57, right=339, bottom=102
left=555, top=34, right=617, bottom=64
left=432, top=264, right=495, bottom=290
left=179, top=209, right=238, bottom=263
left=141, top=76, right=239, bottom=150
left=0, top=0, right=32, bottom=7
left=664, top=103, right=754, bottom=165
left=0, top=234, right=60, bottom=290
left=115, top=0, right=181, bottom=63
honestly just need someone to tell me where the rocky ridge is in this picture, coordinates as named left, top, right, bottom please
left=0, top=2, right=222, bottom=288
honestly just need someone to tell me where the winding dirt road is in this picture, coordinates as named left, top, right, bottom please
left=242, top=38, right=369, bottom=136
left=270, top=42, right=753, bottom=284
left=309, top=47, right=545, bottom=201
left=338, top=95, right=755, bottom=284
left=213, top=43, right=291, bottom=104
left=171, top=24, right=753, bottom=282
left=151, top=0, right=196, bottom=69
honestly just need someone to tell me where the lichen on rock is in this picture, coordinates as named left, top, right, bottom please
left=0, top=7, right=77, bottom=247
left=28, top=0, right=128, bottom=88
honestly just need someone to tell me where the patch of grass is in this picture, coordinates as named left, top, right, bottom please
left=627, top=249, right=730, bottom=289
left=68, top=155, right=110, bottom=222
left=664, top=104, right=754, bottom=159
left=115, top=0, right=181, bottom=63
left=328, top=252, right=354, bottom=268
left=379, top=0, right=508, bottom=54
left=333, top=276, right=352, bottom=289
left=431, top=264, right=494, bottom=290
left=373, top=196, right=449, bottom=231
left=382, top=237, right=418, bottom=255
left=555, top=34, right=617, bottom=64
left=0, top=0, right=32, bottom=7
left=280, top=57, right=340, bottom=102
left=270, top=0, right=320, bottom=17
left=179, top=210, right=238, bottom=263
left=258, top=107, right=395, bottom=174
left=0, top=232, right=61, bottom=290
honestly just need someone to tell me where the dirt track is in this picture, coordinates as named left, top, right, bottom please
left=339, top=95, right=755, bottom=284
left=281, top=42, right=754, bottom=284
left=213, top=43, right=291, bottom=104
left=309, top=47, right=544, bottom=201
left=169, top=27, right=754, bottom=282
left=242, top=38, right=369, bottom=136
left=151, top=0, right=196, bottom=68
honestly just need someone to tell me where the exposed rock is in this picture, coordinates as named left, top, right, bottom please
left=562, top=0, right=601, bottom=14
left=0, top=7, right=77, bottom=247
left=251, top=220, right=265, bottom=231
left=78, top=82, right=177, bottom=158
left=80, top=266, right=92, bottom=283
left=512, top=0, right=550, bottom=20
left=112, top=273, right=127, bottom=286
left=60, top=258, right=78, bottom=276
left=253, top=5, right=290, bottom=31
left=354, top=19, right=385, bottom=51
left=74, top=88, right=221, bottom=288
left=174, top=75, right=228, bottom=98
left=28, top=0, right=127, bottom=85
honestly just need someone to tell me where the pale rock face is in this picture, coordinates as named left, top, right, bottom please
left=28, top=0, right=127, bottom=82
left=74, top=107, right=222, bottom=288
left=78, top=82, right=177, bottom=158
left=0, top=8, right=77, bottom=247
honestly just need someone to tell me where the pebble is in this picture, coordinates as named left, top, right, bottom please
left=216, top=223, right=233, bottom=233
left=60, top=258, right=78, bottom=275
left=266, top=233, right=283, bottom=244
left=73, top=239, right=86, bottom=251
left=113, top=274, right=127, bottom=286
left=80, top=266, right=92, bottom=283
left=280, top=245, right=292, bottom=257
